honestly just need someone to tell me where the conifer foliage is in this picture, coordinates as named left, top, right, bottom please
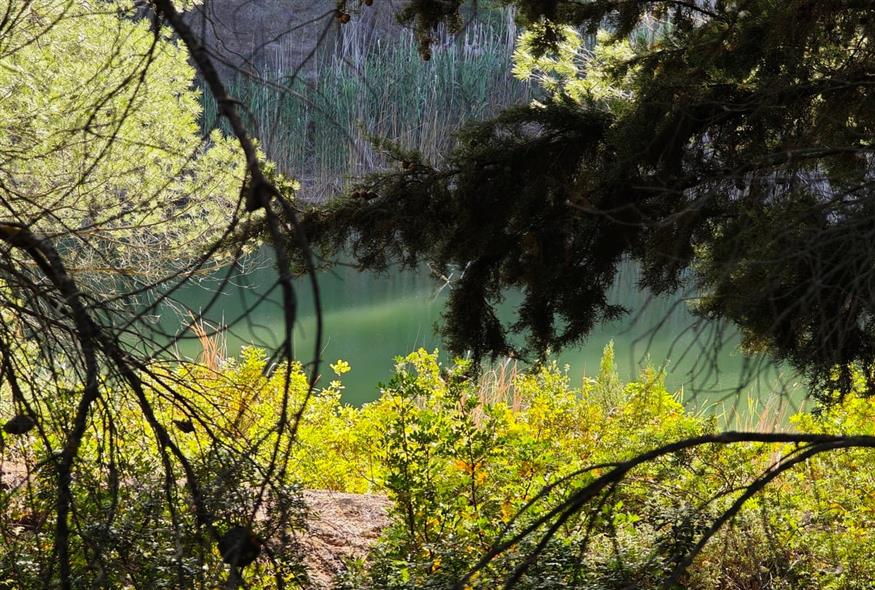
left=297, top=0, right=875, bottom=400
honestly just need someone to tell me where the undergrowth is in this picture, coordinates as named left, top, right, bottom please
left=3, top=345, right=875, bottom=588
left=296, top=347, right=875, bottom=590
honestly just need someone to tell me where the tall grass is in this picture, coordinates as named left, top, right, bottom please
left=201, top=12, right=531, bottom=200
left=189, top=315, right=226, bottom=372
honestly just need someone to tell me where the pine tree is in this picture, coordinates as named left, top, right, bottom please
left=297, top=0, right=875, bottom=401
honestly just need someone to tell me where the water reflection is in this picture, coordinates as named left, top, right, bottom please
left=168, top=258, right=801, bottom=412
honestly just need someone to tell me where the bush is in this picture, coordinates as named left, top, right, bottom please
left=0, top=347, right=312, bottom=589
left=300, top=348, right=875, bottom=590
left=6, top=345, right=875, bottom=588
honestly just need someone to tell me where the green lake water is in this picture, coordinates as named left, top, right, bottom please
left=170, top=259, right=802, bottom=414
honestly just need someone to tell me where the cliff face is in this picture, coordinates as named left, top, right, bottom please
left=183, top=0, right=402, bottom=81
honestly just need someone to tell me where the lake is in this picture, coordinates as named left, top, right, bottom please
left=169, top=257, right=803, bottom=415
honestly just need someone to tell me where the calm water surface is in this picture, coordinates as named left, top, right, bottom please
left=171, top=260, right=801, bottom=412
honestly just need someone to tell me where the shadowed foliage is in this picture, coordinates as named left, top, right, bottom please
left=291, top=0, right=875, bottom=402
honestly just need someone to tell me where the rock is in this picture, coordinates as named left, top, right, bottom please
left=300, top=489, right=390, bottom=587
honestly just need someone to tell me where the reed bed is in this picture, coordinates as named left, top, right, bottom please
left=201, top=12, right=531, bottom=200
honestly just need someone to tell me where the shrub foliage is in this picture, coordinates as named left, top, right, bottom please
left=6, top=346, right=875, bottom=588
